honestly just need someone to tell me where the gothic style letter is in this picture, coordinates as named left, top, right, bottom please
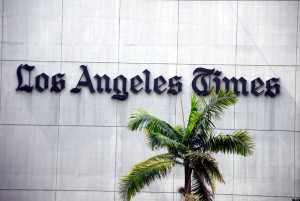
left=50, top=73, right=65, bottom=93
left=192, top=67, right=215, bottom=96
left=35, top=73, right=49, bottom=92
left=16, top=64, right=35, bottom=92
left=222, top=77, right=231, bottom=93
left=112, top=75, right=128, bottom=100
left=251, top=77, right=264, bottom=96
left=143, top=69, right=151, bottom=94
left=239, top=77, right=249, bottom=96
left=130, top=75, right=143, bottom=94
left=154, top=76, right=167, bottom=94
left=94, top=74, right=111, bottom=93
left=70, top=65, right=95, bottom=93
left=265, top=78, right=280, bottom=97
left=222, top=77, right=241, bottom=95
left=212, top=70, right=222, bottom=93
left=167, top=76, right=182, bottom=95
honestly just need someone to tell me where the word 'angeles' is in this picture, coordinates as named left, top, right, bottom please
left=16, top=64, right=280, bottom=100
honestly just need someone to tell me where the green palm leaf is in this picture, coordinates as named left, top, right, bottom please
left=192, top=171, right=214, bottom=201
left=185, top=151, right=224, bottom=191
left=183, top=89, right=237, bottom=147
left=120, top=88, right=254, bottom=200
left=128, top=109, right=181, bottom=140
left=173, top=124, right=185, bottom=137
left=145, top=131, right=188, bottom=153
left=119, top=153, right=177, bottom=201
left=204, top=130, right=254, bottom=156
left=186, top=93, right=202, bottom=134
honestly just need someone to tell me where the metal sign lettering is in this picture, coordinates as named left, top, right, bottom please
left=16, top=64, right=280, bottom=100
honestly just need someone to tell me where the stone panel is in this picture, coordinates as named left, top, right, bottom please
left=62, top=0, right=119, bottom=62
left=234, top=130, right=294, bottom=196
left=56, top=191, right=114, bottom=201
left=236, top=1, right=297, bottom=65
left=59, top=62, right=118, bottom=126
left=233, top=195, right=291, bottom=201
left=295, top=65, right=300, bottom=131
left=119, top=0, right=178, bottom=64
left=215, top=195, right=233, bottom=201
left=178, top=1, right=237, bottom=65
left=214, top=152, right=234, bottom=195
left=57, top=126, right=116, bottom=191
left=133, top=192, right=173, bottom=201
left=0, top=125, right=58, bottom=189
left=298, top=2, right=300, bottom=66
left=116, top=192, right=173, bottom=201
left=0, top=61, right=60, bottom=125
left=0, top=190, right=55, bottom=201
left=0, top=0, right=2, bottom=107
left=0, top=0, right=2, bottom=59
left=296, top=131, right=300, bottom=197
left=3, top=0, right=62, bottom=61
left=235, top=65, right=295, bottom=131
left=174, top=192, right=233, bottom=201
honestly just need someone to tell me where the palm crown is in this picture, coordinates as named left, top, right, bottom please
left=119, top=88, right=254, bottom=201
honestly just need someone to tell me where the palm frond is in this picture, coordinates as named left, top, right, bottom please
left=183, top=94, right=202, bottom=146
left=173, top=124, right=185, bottom=136
left=173, top=124, right=185, bottom=143
left=127, top=109, right=181, bottom=140
left=207, top=88, right=237, bottom=120
left=119, top=153, right=177, bottom=201
left=186, top=94, right=201, bottom=133
left=145, top=131, right=188, bottom=153
left=184, top=89, right=237, bottom=147
left=197, top=88, right=236, bottom=127
left=204, top=130, right=254, bottom=156
left=192, top=171, right=214, bottom=201
left=185, top=152, right=224, bottom=187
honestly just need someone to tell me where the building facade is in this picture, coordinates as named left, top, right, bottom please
left=0, top=0, right=299, bottom=201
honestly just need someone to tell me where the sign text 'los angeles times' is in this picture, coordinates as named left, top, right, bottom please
left=15, top=64, right=280, bottom=100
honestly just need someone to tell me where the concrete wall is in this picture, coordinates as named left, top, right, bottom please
left=0, top=0, right=299, bottom=201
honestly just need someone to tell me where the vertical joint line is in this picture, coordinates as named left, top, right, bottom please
left=55, top=1, right=64, bottom=201
left=114, top=0, right=121, bottom=200
left=294, top=1, right=299, bottom=198
left=174, top=1, right=180, bottom=200
left=176, top=0, right=180, bottom=67
left=233, top=1, right=239, bottom=200
left=60, top=0, right=64, bottom=69
left=234, top=0, right=239, bottom=129
left=0, top=0, right=4, bottom=110
left=55, top=126, right=60, bottom=201
left=117, top=0, right=121, bottom=66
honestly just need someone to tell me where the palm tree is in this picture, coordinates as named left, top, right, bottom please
left=118, top=88, right=254, bottom=201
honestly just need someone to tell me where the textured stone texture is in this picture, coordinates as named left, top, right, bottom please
left=56, top=191, right=115, bottom=201
left=236, top=1, right=298, bottom=65
left=0, top=0, right=298, bottom=201
left=57, top=126, right=116, bottom=191
left=0, top=190, right=55, bottom=201
left=0, top=125, right=58, bottom=189
left=178, top=1, right=237, bottom=65
left=3, top=0, right=62, bottom=61
left=119, top=0, right=178, bottom=64
left=234, top=130, right=294, bottom=196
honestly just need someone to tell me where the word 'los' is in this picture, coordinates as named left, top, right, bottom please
left=16, top=64, right=280, bottom=100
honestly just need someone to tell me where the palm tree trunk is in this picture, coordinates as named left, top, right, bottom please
left=184, top=165, right=192, bottom=198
